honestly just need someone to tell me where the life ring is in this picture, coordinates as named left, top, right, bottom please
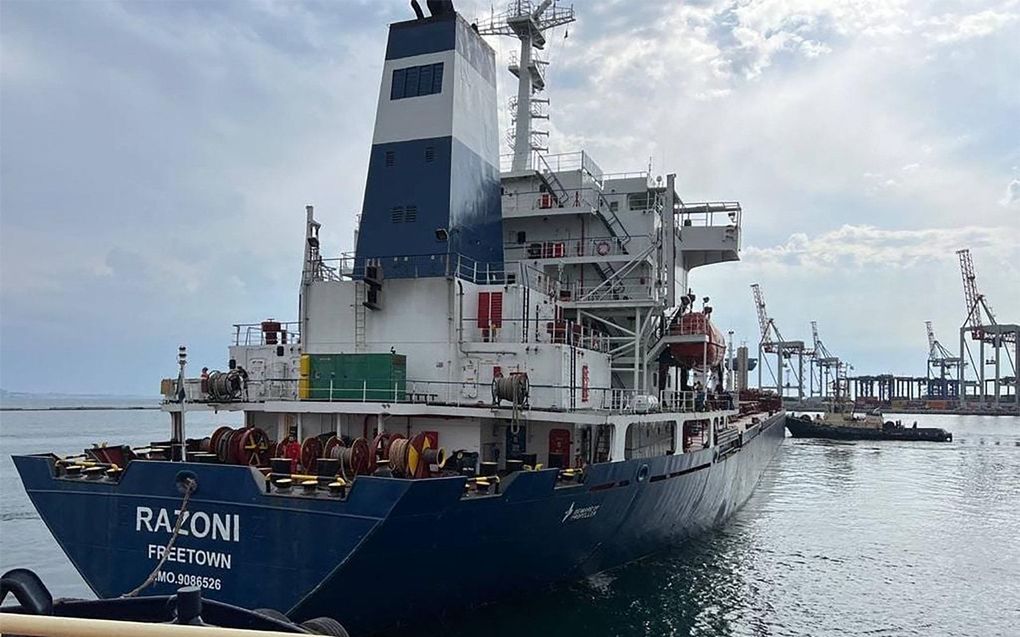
left=596, top=241, right=611, bottom=256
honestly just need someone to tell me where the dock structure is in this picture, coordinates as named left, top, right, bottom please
left=790, top=370, right=1016, bottom=414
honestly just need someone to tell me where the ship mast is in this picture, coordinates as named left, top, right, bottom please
left=476, top=1, right=575, bottom=171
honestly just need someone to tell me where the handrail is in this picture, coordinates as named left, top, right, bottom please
left=182, top=375, right=736, bottom=415
left=578, top=244, right=656, bottom=302
left=460, top=317, right=612, bottom=352
left=232, top=322, right=301, bottom=347
left=504, top=235, right=631, bottom=260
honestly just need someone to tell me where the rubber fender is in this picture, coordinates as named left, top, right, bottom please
left=301, top=617, right=351, bottom=636
left=254, top=608, right=291, bottom=622
left=0, top=568, right=53, bottom=616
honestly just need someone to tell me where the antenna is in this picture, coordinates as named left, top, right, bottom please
left=476, top=1, right=575, bottom=171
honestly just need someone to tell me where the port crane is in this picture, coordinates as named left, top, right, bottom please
left=751, top=283, right=805, bottom=400
left=809, top=321, right=840, bottom=399
left=926, top=321, right=961, bottom=398
left=955, top=249, right=1018, bottom=412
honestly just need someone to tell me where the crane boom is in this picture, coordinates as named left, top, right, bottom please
left=926, top=320, right=936, bottom=354
left=957, top=248, right=997, bottom=339
left=751, top=284, right=770, bottom=345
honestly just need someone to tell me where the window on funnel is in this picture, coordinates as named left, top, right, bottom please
left=391, top=63, right=445, bottom=100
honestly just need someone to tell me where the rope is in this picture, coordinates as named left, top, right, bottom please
left=121, top=477, right=197, bottom=597
left=388, top=438, right=409, bottom=477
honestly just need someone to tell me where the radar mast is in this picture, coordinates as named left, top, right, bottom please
left=476, top=1, right=575, bottom=172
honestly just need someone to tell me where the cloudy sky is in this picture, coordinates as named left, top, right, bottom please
left=1, top=0, right=1018, bottom=395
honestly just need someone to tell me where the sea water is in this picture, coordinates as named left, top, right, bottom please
left=2, top=404, right=1017, bottom=636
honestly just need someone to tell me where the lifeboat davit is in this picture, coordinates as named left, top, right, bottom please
left=668, top=311, right=726, bottom=369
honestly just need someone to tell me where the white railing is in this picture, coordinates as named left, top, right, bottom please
left=231, top=322, right=301, bottom=347
left=677, top=201, right=742, bottom=229
left=180, top=375, right=737, bottom=416
left=305, top=252, right=529, bottom=286
left=499, top=150, right=604, bottom=183
left=462, top=318, right=611, bottom=352
left=504, top=236, right=630, bottom=261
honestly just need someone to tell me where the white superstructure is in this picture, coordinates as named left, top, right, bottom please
left=163, top=2, right=751, bottom=473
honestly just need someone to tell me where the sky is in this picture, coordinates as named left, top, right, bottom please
left=1, top=0, right=1018, bottom=395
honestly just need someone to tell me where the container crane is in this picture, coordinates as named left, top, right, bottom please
left=750, top=284, right=805, bottom=400
left=809, top=321, right=840, bottom=399
left=925, top=320, right=961, bottom=398
left=955, top=248, right=1019, bottom=412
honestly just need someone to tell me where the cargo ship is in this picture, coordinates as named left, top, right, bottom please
left=12, top=2, right=786, bottom=634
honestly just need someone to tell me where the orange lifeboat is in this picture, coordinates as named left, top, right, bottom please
left=668, top=311, right=726, bottom=369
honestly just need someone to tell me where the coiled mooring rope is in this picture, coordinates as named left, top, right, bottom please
left=492, top=374, right=529, bottom=407
left=493, top=374, right=529, bottom=434
left=388, top=438, right=410, bottom=477
left=121, top=477, right=197, bottom=598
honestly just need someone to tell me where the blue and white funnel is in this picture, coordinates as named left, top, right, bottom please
left=354, top=9, right=503, bottom=279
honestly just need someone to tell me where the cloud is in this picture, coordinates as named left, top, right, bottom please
left=1002, top=178, right=1020, bottom=206
left=743, top=224, right=1019, bottom=271
left=924, top=9, right=1020, bottom=44
left=2, top=0, right=1019, bottom=392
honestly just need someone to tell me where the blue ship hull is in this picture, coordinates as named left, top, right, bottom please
left=14, top=412, right=784, bottom=635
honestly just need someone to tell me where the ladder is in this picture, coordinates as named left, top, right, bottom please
left=536, top=153, right=571, bottom=206
left=595, top=191, right=631, bottom=250
left=569, top=345, right=577, bottom=409
left=354, top=282, right=367, bottom=352
left=591, top=261, right=626, bottom=298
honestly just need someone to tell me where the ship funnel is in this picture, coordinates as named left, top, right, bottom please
left=354, top=6, right=502, bottom=280
left=427, top=0, right=456, bottom=17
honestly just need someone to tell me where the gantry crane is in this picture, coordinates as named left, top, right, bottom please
left=926, top=320, right=961, bottom=398
left=956, top=249, right=1018, bottom=412
left=751, top=284, right=805, bottom=400
left=809, top=321, right=840, bottom=399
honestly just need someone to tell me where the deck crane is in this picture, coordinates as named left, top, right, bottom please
left=955, top=249, right=1019, bottom=412
left=750, top=284, right=805, bottom=400
left=926, top=321, right=961, bottom=398
left=809, top=321, right=840, bottom=399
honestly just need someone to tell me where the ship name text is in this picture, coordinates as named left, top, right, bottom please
left=135, top=507, right=240, bottom=543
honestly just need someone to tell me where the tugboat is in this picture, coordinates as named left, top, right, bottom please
left=786, top=401, right=953, bottom=442
left=12, top=2, right=786, bottom=635
left=0, top=568, right=343, bottom=635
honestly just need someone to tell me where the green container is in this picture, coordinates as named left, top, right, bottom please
left=306, top=353, right=406, bottom=402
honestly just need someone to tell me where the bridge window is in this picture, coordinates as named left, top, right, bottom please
left=391, top=63, right=445, bottom=100
left=628, top=192, right=654, bottom=210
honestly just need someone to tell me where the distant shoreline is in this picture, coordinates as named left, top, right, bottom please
left=0, top=405, right=161, bottom=412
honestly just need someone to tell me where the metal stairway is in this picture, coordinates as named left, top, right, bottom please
left=581, top=244, right=656, bottom=302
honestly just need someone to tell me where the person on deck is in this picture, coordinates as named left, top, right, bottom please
left=283, top=434, right=301, bottom=474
